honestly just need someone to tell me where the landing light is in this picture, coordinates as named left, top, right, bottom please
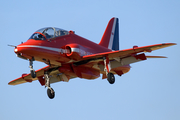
left=14, top=48, right=18, bottom=52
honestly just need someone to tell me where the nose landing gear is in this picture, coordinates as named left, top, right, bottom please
left=29, top=59, right=36, bottom=78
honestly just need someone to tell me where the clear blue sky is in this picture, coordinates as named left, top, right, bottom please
left=1, top=0, right=179, bottom=120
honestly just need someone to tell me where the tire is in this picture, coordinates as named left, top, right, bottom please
left=30, top=70, right=36, bottom=78
left=107, top=73, right=115, bottom=84
left=47, top=88, right=55, bottom=99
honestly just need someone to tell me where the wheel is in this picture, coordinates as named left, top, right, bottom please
left=30, top=70, right=36, bottom=78
left=47, top=88, right=55, bottom=99
left=107, top=73, right=115, bottom=84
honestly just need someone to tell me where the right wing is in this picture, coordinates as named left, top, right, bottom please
left=8, top=66, right=50, bottom=85
left=8, top=66, right=75, bottom=86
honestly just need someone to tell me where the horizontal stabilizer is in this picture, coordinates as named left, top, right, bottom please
left=146, top=56, right=167, bottom=58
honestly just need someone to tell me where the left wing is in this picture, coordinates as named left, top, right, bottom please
left=82, top=43, right=176, bottom=60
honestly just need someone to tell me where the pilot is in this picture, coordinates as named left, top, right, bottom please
left=38, top=34, right=44, bottom=40
left=34, top=36, right=38, bottom=40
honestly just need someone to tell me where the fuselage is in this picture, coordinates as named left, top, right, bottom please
left=15, top=32, right=111, bottom=64
left=14, top=27, right=130, bottom=80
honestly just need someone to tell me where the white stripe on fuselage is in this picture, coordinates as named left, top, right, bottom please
left=17, top=45, right=93, bottom=56
left=18, top=45, right=62, bottom=53
left=108, top=18, right=116, bottom=50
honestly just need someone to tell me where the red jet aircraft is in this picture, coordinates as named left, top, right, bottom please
left=9, top=17, right=176, bottom=99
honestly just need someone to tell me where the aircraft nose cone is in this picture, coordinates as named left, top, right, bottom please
left=14, top=45, right=33, bottom=60
left=14, top=47, right=18, bottom=53
left=14, top=45, right=22, bottom=54
left=14, top=44, right=27, bottom=54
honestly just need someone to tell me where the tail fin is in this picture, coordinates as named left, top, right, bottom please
left=99, top=17, right=119, bottom=50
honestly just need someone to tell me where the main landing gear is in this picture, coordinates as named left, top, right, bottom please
left=103, top=57, right=115, bottom=84
left=44, top=71, right=55, bottom=99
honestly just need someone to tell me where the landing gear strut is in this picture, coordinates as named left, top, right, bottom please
left=29, top=59, right=36, bottom=78
left=103, top=56, right=115, bottom=84
left=44, top=72, right=55, bottom=99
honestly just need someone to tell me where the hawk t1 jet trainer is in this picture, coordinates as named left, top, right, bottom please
left=8, top=17, right=176, bottom=99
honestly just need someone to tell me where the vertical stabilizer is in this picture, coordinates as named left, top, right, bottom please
left=99, top=17, right=119, bottom=50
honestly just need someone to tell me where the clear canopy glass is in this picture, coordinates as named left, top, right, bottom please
left=29, top=27, right=69, bottom=40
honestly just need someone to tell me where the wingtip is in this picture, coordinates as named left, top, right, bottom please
left=170, top=43, right=177, bottom=45
left=8, top=80, right=15, bottom=85
left=164, top=43, right=177, bottom=46
left=8, top=82, right=14, bottom=85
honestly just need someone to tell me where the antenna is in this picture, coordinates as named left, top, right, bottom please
left=8, top=44, right=17, bottom=48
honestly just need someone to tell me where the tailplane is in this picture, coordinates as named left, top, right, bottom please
left=99, top=17, right=119, bottom=50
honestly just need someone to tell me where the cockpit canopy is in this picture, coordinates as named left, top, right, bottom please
left=29, top=27, right=69, bottom=40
